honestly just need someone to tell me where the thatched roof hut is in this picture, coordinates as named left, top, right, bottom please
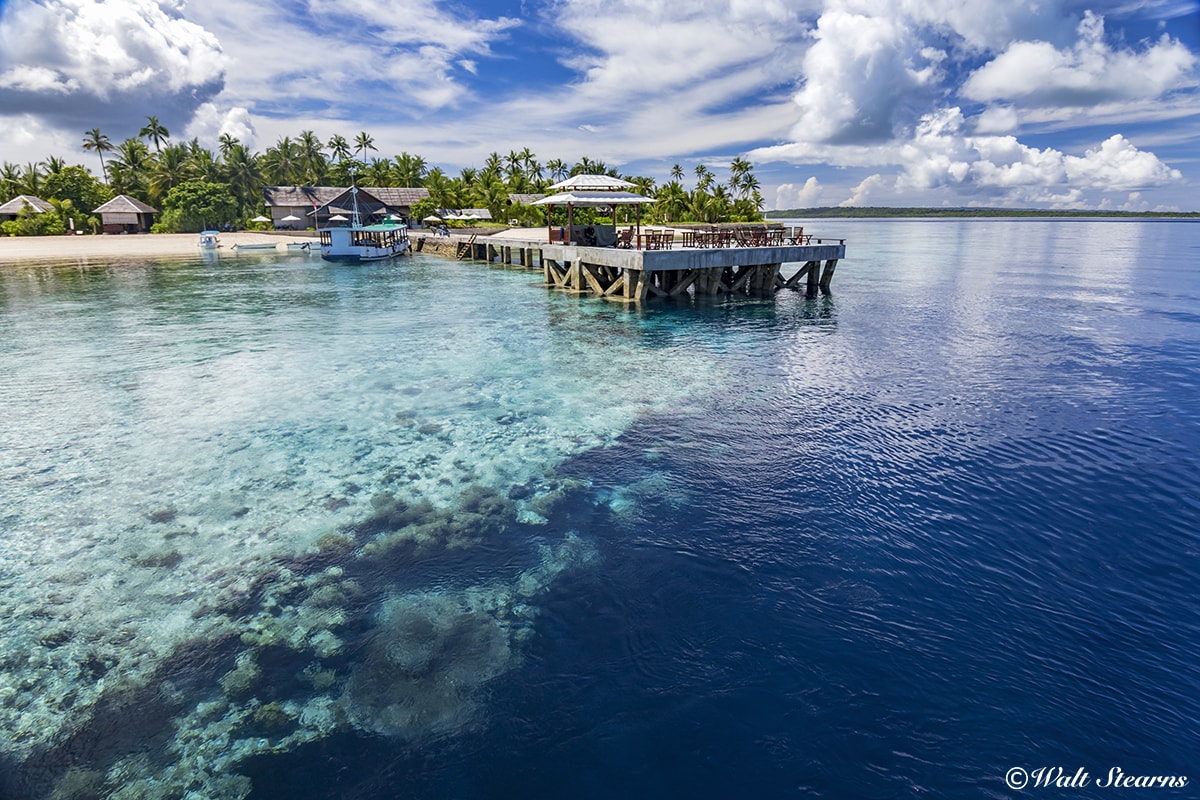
left=0, top=195, right=53, bottom=221
left=93, top=195, right=157, bottom=233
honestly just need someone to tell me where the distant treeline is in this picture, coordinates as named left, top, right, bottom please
left=767, top=207, right=1200, bottom=219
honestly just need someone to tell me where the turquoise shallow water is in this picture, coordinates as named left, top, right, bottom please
left=2, top=220, right=1199, bottom=798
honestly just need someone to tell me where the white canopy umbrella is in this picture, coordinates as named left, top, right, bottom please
left=423, top=215, right=443, bottom=223
left=329, top=214, right=348, bottom=221
left=532, top=189, right=654, bottom=246
left=281, top=214, right=301, bottom=222
left=251, top=215, right=271, bottom=223
left=546, top=174, right=636, bottom=192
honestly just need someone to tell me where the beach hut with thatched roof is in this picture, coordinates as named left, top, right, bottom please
left=94, top=195, right=157, bottom=234
left=0, top=195, right=54, bottom=222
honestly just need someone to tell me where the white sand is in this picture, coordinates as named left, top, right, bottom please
left=0, top=231, right=318, bottom=265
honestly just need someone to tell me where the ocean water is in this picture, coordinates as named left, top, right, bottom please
left=1, top=219, right=1197, bottom=799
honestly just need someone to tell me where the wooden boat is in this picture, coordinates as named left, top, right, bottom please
left=319, top=187, right=409, bottom=263
left=198, top=230, right=220, bottom=248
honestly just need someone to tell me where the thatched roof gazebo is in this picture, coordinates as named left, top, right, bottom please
left=532, top=174, right=653, bottom=246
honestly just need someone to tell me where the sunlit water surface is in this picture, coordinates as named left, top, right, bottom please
left=2, top=219, right=1198, bottom=799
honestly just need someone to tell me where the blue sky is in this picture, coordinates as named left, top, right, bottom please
left=0, top=0, right=1197, bottom=210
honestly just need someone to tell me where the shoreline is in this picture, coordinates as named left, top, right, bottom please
left=0, top=231, right=317, bottom=266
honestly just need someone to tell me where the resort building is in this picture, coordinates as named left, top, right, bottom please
left=93, top=195, right=157, bottom=234
left=0, top=195, right=54, bottom=222
left=263, top=186, right=430, bottom=230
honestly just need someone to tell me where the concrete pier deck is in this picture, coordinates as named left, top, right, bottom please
left=448, top=234, right=846, bottom=303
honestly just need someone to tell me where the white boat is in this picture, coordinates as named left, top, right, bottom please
left=319, top=187, right=410, bottom=263
left=198, top=230, right=220, bottom=248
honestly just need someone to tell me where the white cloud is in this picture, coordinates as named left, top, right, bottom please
left=185, top=0, right=519, bottom=116
left=840, top=173, right=888, bottom=206
left=0, top=0, right=224, bottom=97
left=183, top=103, right=256, bottom=150
left=963, top=11, right=1198, bottom=107
left=894, top=107, right=1182, bottom=202
left=775, top=176, right=824, bottom=208
left=790, top=7, right=942, bottom=143
left=973, top=105, right=1019, bottom=134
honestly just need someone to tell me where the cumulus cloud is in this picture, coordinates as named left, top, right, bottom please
left=840, top=174, right=888, bottom=207
left=775, top=176, right=824, bottom=209
left=963, top=11, right=1197, bottom=107
left=186, top=0, right=519, bottom=116
left=183, top=102, right=256, bottom=150
left=0, top=0, right=225, bottom=132
left=894, top=107, right=1182, bottom=203
left=790, top=7, right=944, bottom=144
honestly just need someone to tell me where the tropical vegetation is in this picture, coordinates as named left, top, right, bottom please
left=2, top=117, right=767, bottom=235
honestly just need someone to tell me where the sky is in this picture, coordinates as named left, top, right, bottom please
left=0, top=0, right=1197, bottom=210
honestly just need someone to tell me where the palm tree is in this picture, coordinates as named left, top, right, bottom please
left=262, top=136, right=300, bottom=185
left=297, top=130, right=326, bottom=184
left=327, top=134, right=352, bottom=163
left=670, top=163, right=684, bottom=182
left=148, top=144, right=191, bottom=204
left=0, top=162, right=22, bottom=201
left=218, top=133, right=240, bottom=157
left=694, top=164, right=713, bottom=191
left=82, top=128, right=113, bottom=183
left=222, top=144, right=262, bottom=216
left=353, top=131, right=376, bottom=161
left=364, top=157, right=392, bottom=186
left=546, top=159, right=568, bottom=181
left=108, top=141, right=152, bottom=197
left=43, top=156, right=67, bottom=176
left=423, top=167, right=456, bottom=209
left=392, top=152, right=427, bottom=187
left=654, top=180, right=689, bottom=224
left=139, top=116, right=170, bottom=152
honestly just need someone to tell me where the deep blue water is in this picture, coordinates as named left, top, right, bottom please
left=2, top=219, right=1198, bottom=799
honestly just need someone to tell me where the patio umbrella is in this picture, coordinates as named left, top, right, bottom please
left=251, top=215, right=271, bottom=222
left=329, top=214, right=348, bottom=221
left=281, top=214, right=301, bottom=222
left=423, top=215, right=442, bottom=223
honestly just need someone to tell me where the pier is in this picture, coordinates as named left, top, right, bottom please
left=435, top=232, right=845, bottom=304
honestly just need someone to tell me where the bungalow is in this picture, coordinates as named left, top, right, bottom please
left=0, top=195, right=54, bottom=222
left=260, top=186, right=343, bottom=230
left=94, top=195, right=157, bottom=233
left=262, top=186, right=430, bottom=229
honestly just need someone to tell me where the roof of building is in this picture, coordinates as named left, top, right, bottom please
left=546, top=174, right=635, bottom=192
left=0, top=195, right=54, bottom=214
left=508, top=193, right=546, bottom=205
left=365, top=187, right=430, bottom=206
left=263, top=186, right=429, bottom=208
left=93, top=194, right=157, bottom=214
left=262, top=186, right=345, bottom=208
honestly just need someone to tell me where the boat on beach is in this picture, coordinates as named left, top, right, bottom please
left=198, top=230, right=220, bottom=248
left=319, top=186, right=410, bottom=263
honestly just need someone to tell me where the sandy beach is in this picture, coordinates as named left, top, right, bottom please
left=0, top=231, right=317, bottom=265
